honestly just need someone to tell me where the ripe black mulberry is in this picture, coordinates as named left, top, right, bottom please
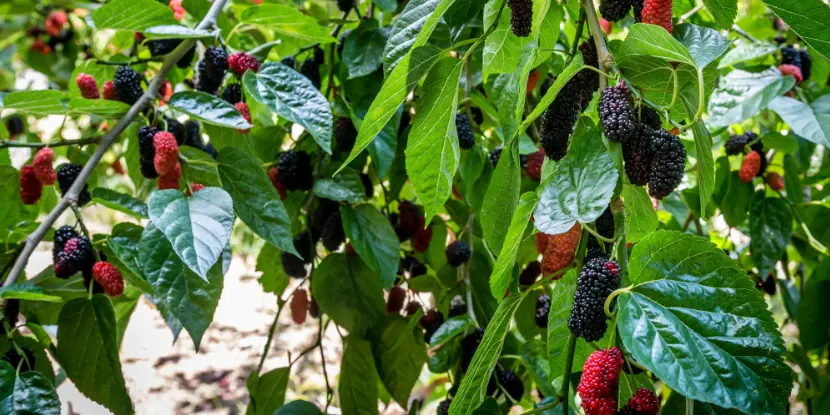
left=456, top=113, right=475, bottom=150
left=535, top=294, right=550, bottom=328
left=568, top=257, right=620, bottom=342
left=647, top=129, right=685, bottom=200
left=56, top=164, right=91, bottom=206
left=508, top=0, right=532, bottom=37
left=277, top=150, right=314, bottom=191
left=113, top=66, right=143, bottom=105
left=600, top=0, right=632, bottom=22
left=599, top=85, right=636, bottom=142
left=446, top=241, right=472, bottom=267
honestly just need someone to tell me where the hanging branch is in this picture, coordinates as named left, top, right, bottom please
left=2, top=0, right=230, bottom=292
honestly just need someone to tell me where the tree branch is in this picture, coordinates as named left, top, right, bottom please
left=581, top=0, right=613, bottom=90
left=2, top=0, right=229, bottom=291
left=0, top=137, right=100, bottom=149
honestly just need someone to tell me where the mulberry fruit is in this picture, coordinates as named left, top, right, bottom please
left=647, top=129, right=685, bottom=199
left=539, top=93, right=580, bottom=161
left=309, top=296, right=320, bottom=318
left=519, top=261, right=541, bottom=285
left=419, top=309, right=444, bottom=343
left=622, top=125, right=654, bottom=186
left=113, top=66, right=144, bottom=105
left=588, top=206, right=614, bottom=253
left=460, top=327, right=485, bottom=370
left=45, top=10, right=68, bottom=37
left=53, top=226, right=79, bottom=259
left=540, top=223, right=582, bottom=277
left=535, top=294, right=550, bottom=328
left=779, top=64, right=803, bottom=83
left=638, top=106, right=661, bottom=129
left=496, top=369, right=524, bottom=401
left=620, top=388, right=659, bottom=415
left=577, top=347, right=624, bottom=415
left=446, top=240, right=472, bottom=267
left=281, top=56, right=296, bottom=69
left=766, top=172, right=784, bottom=191
left=293, top=232, right=315, bottom=262
left=183, top=120, right=203, bottom=148
left=32, top=148, right=56, bottom=185
left=739, top=151, right=761, bottom=184
left=300, top=58, right=321, bottom=89
left=600, top=0, right=631, bottom=22
left=153, top=131, right=179, bottom=176
left=75, top=73, right=100, bottom=99
left=147, top=39, right=179, bottom=57
left=102, top=81, right=118, bottom=101
left=632, top=0, right=644, bottom=21
left=267, top=167, right=287, bottom=200
left=387, top=286, right=406, bottom=314
left=599, top=86, right=636, bottom=143
left=456, top=113, right=475, bottom=150
left=91, top=261, right=124, bottom=297
left=291, top=289, right=308, bottom=324
left=222, top=83, right=243, bottom=104
left=641, top=0, right=673, bottom=33
left=449, top=295, right=467, bottom=318
left=393, top=201, right=421, bottom=241
left=138, top=126, right=159, bottom=179
left=228, top=52, right=261, bottom=76
left=401, top=255, right=427, bottom=277
left=57, top=236, right=95, bottom=278
left=437, top=399, right=452, bottom=415
left=534, top=232, right=550, bottom=254
left=56, top=163, right=91, bottom=206
left=197, top=61, right=222, bottom=94
left=19, top=165, right=42, bottom=205
left=311, top=199, right=340, bottom=237
left=724, top=132, right=754, bottom=156
left=5, top=115, right=23, bottom=138
left=282, top=251, right=307, bottom=278
left=157, top=163, right=181, bottom=190
left=337, top=0, right=355, bottom=13
left=197, top=46, right=228, bottom=94
left=488, top=148, right=502, bottom=167
left=568, top=257, right=620, bottom=341
left=800, top=50, right=812, bottom=81
left=508, top=0, right=532, bottom=37
left=321, top=210, right=345, bottom=251
left=277, top=150, right=314, bottom=191
left=412, top=218, right=433, bottom=253
left=781, top=46, right=801, bottom=68
left=335, top=117, right=357, bottom=153
left=234, top=102, right=252, bottom=133
left=161, top=116, right=185, bottom=145
left=526, top=150, right=544, bottom=181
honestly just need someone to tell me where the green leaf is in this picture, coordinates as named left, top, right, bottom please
left=92, top=188, right=148, bottom=219
left=521, top=55, right=583, bottom=131
left=341, top=204, right=400, bottom=289
left=247, top=367, right=289, bottom=415
left=482, top=139, right=522, bottom=255
left=107, top=223, right=155, bottom=294
left=796, top=258, right=830, bottom=349
left=719, top=170, right=754, bottom=227
left=429, top=315, right=473, bottom=348
left=243, top=62, right=333, bottom=154
left=68, top=98, right=131, bottom=118
left=618, top=230, right=791, bottom=415
left=472, top=398, right=502, bottom=414
left=405, top=57, right=463, bottom=221
left=491, top=42, right=537, bottom=142
left=617, top=24, right=695, bottom=67
left=707, top=68, right=794, bottom=127
left=7, top=371, right=61, bottom=415
left=240, top=4, right=337, bottom=44
left=519, top=339, right=557, bottom=398
left=680, top=95, right=715, bottom=215
left=764, top=0, right=830, bottom=61
left=92, top=0, right=177, bottom=31
left=373, top=317, right=427, bottom=407
left=338, top=46, right=441, bottom=172
left=56, top=296, right=133, bottom=415
left=311, top=253, right=386, bottom=334
left=0, top=285, right=62, bottom=303
left=139, top=223, right=225, bottom=349
left=217, top=147, right=296, bottom=256
left=621, top=184, right=657, bottom=243
left=767, top=96, right=830, bottom=147
left=3, top=91, right=66, bottom=115
left=749, top=194, right=793, bottom=277
left=534, top=122, right=618, bottom=234
left=340, top=337, right=379, bottom=415
left=450, top=292, right=526, bottom=414
left=313, top=168, right=366, bottom=204
left=143, top=25, right=215, bottom=39
left=490, top=192, right=536, bottom=300
left=700, top=0, right=737, bottom=29
left=383, top=0, right=454, bottom=76
left=343, top=20, right=389, bottom=79
left=482, top=0, right=554, bottom=78
left=275, top=400, right=323, bottom=414
left=168, top=91, right=252, bottom=130
left=147, top=188, right=234, bottom=279
left=718, top=40, right=778, bottom=68
left=256, top=243, right=289, bottom=296
left=674, top=24, right=730, bottom=69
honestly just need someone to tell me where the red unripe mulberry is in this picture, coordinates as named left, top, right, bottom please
left=622, top=388, right=659, bottom=415
left=578, top=347, right=624, bottom=415
left=387, top=286, right=406, bottom=314
left=526, top=150, right=544, bottom=181
left=75, top=73, right=100, bottom=99
left=267, top=167, right=287, bottom=200
left=291, top=289, right=308, bottom=324
left=153, top=131, right=179, bottom=176
left=19, top=165, right=43, bottom=205
left=169, top=0, right=186, bottom=20
left=526, top=69, right=539, bottom=94
left=157, top=163, right=181, bottom=190
left=33, top=148, right=56, bottom=185
left=45, top=11, right=68, bottom=37
left=186, top=184, right=205, bottom=196
left=412, top=217, right=433, bottom=253
left=642, top=0, right=673, bottom=34
left=234, top=102, right=252, bottom=133
left=92, top=261, right=124, bottom=297
left=535, top=231, right=550, bottom=254
left=228, top=52, right=261, bottom=76
left=766, top=172, right=784, bottom=191
left=778, top=64, right=803, bottom=83
left=541, top=223, right=582, bottom=277
left=102, top=81, right=118, bottom=101
left=739, top=151, right=761, bottom=184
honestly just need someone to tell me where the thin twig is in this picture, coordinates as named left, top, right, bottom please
left=731, top=24, right=760, bottom=44
left=1, top=0, right=230, bottom=295
left=581, top=0, right=612, bottom=90
left=677, top=3, right=704, bottom=25
left=0, top=137, right=100, bottom=149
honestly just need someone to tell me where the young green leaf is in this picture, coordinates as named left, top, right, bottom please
left=489, top=192, right=537, bottom=300
left=383, top=0, right=454, bottom=76
left=342, top=20, right=389, bottom=79
left=92, top=188, right=148, bottom=219
left=239, top=4, right=337, bottom=44
left=481, top=139, right=522, bottom=256
left=246, top=367, right=289, bottom=415
left=340, top=337, right=380, bottom=415
left=341, top=204, right=400, bottom=289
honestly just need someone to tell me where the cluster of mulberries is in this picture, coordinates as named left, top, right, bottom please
left=91, top=261, right=124, bottom=297
left=419, top=309, right=445, bottom=343
left=456, top=113, right=475, bottom=150
left=53, top=227, right=95, bottom=280
left=599, top=0, right=634, bottom=22
left=27, top=10, right=74, bottom=55
left=446, top=240, right=472, bottom=267
left=335, top=117, right=357, bottom=153
left=568, top=256, right=620, bottom=341
left=535, top=294, right=550, bottom=328
left=577, top=347, right=624, bottom=415
left=197, top=46, right=228, bottom=95
left=621, top=116, right=685, bottom=199
left=277, top=150, right=314, bottom=191
left=619, top=388, right=660, bottom=415
left=598, top=85, right=637, bottom=143
left=539, top=223, right=582, bottom=277
left=641, top=0, right=673, bottom=33
left=291, top=289, right=309, bottom=324
left=113, top=66, right=144, bottom=105
left=507, top=0, right=532, bottom=37
left=19, top=148, right=57, bottom=205
left=301, top=47, right=325, bottom=89
left=539, top=41, right=598, bottom=161
left=56, top=163, right=91, bottom=206
left=782, top=45, right=812, bottom=81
